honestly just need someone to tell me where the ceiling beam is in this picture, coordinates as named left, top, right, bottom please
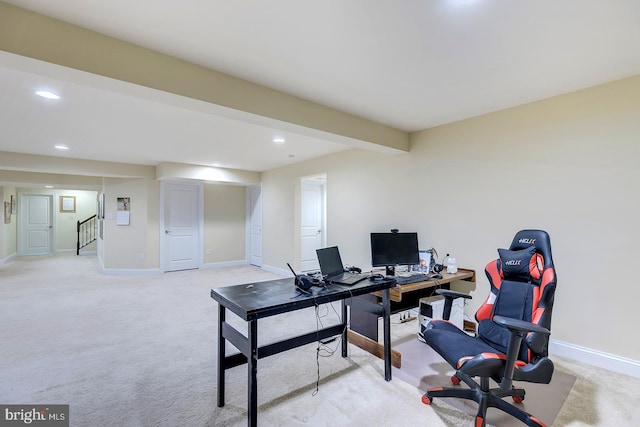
left=0, top=2, right=409, bottom=153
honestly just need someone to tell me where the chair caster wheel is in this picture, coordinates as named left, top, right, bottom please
left=513, top=395, right=524, bottom=404
left=451, top=375, right=461, bottom=385
left=421, top=394, right=432, bottom=405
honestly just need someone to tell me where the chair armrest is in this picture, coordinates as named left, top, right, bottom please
left=493, top=315, right=550, bottom=336
left=494, top=315, right=551, bottom=390
left=435, top=289, right=472, bottom=299
left=434, top=289, right=471, bottom=321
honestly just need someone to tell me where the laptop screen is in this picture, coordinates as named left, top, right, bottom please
left=316, top=246, right=345, bottom=277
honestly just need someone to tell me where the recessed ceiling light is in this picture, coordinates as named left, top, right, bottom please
left=211, top=162, right=221, bottom=167
left=54, top=144, right=69, bottom=151
left=45, top=185, right=54, bottom=189
left=273, top=137, right=286, bottom=144
left=35, top=90, right=61, bottom=100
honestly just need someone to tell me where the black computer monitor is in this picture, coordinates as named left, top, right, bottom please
left=370, top=232, right=419, bottom=276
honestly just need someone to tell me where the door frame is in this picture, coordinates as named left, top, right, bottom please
left=246, top=184, right=263, bottom=267
left=297, top=174, right=327, bottom=271
left=159, top=181, right=204, bottom=272
left=17, top=192, right=55, bottom=256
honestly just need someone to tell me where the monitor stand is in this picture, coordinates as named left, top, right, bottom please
left=385, top=265, right=395, bottom=276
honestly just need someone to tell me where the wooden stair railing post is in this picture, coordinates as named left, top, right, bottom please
left=76, top=219, right=81, bottom=255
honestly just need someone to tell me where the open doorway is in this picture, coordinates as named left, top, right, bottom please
left=300, top=175, right=326, bottom=272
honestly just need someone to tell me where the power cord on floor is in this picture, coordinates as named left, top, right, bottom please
left=313, top=298, right=350, bottom=396
left=399, top=310, right=417, bottom=323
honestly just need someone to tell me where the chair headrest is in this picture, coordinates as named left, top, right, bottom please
left=498, top=246, right=542, bottom=283
left=498, top=229, right=554, bottom=284
left=509, top=229, right=554, bottom=269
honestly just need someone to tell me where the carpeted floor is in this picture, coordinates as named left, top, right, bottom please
left=1, top=253, right=639, bottom=426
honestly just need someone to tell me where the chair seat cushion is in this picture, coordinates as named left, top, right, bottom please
left=423, top=320, right=507, bottom=378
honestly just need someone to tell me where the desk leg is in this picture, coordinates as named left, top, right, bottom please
left=248, top=319, right=258, bottom=427
left=217, top=305, right=226, bottom=407
left=382, top=288, right=392, bottom=381
left=341, top=298, right=348, bottom=358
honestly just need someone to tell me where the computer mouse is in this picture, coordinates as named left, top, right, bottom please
left=369, top=273, right=385, bottom=281
left=432, top=273, right=443, bottom=279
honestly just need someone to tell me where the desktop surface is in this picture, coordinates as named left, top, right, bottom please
left=211, top=277, right=395, bottom=321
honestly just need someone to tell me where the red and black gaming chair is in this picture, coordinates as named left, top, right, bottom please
left=421, top=229, right=557, bottom=427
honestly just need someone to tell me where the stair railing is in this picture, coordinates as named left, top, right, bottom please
left=77, top=214, right=97, bottom=255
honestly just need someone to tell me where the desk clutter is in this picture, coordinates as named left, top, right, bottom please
left=298, top=269, right=443, bottom=287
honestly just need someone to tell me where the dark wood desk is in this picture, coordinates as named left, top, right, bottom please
left=210, top=277, right=395, bottom=427
left=349, top=268, right=476, bottom=368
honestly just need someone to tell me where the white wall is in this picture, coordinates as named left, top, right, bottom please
left=261, top=74, right=640, bottom=362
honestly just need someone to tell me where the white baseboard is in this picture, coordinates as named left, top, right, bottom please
left=0, top=252, right=17, bottom=265
left=550, top=339, right=640, bottom=379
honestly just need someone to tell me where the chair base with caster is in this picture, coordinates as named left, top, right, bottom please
left=422, top=373, right=546, bottom=427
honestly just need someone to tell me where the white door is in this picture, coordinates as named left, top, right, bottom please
left=162, top=183, right=201, bottom=272
left=249, top=186, right=263, bottom=267
left=300, top=179, right=325, bottom=271
left=19, top=194, right=54, bottom=255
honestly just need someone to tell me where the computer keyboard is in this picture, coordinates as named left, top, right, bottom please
left=390, top=274, right=431, bottom=285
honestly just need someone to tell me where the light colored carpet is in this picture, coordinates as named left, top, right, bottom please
left=1, top=253, right=639, bottom=426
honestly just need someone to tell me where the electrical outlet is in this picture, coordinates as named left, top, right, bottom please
left=206, top=248, right=212, bottom=255
left=139, top=252, right=145, bottom=260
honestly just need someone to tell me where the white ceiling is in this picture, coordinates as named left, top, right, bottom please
left=2, top=0, right=640, bottom=172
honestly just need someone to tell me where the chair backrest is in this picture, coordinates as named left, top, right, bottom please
left=476, top=230, right=557, bottom=362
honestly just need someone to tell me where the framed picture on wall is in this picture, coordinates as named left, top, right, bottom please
left=4, top=201, right=11, bottom=224
left=60, top=195, right=76, bottom=213
left=116, top=197, right=130, bottom=226
left=98, top=193, right=105, bottom=219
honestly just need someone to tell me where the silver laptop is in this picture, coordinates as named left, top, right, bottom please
left=316, top=246, right=367, bottom=285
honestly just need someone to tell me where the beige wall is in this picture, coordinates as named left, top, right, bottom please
left=0, top=177, right=246, bottom=270
left=262, top=74, right=640, bottom=361
left=48, top=189, right=98, bottom=251
left=101, top=178, right=160, bottom=270
left=203, top=184, right=246, bottom=264
left=97, top=178, right=245, bottom=270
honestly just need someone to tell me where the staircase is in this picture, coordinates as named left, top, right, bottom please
left=77, top=215, right=97, bottom=255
